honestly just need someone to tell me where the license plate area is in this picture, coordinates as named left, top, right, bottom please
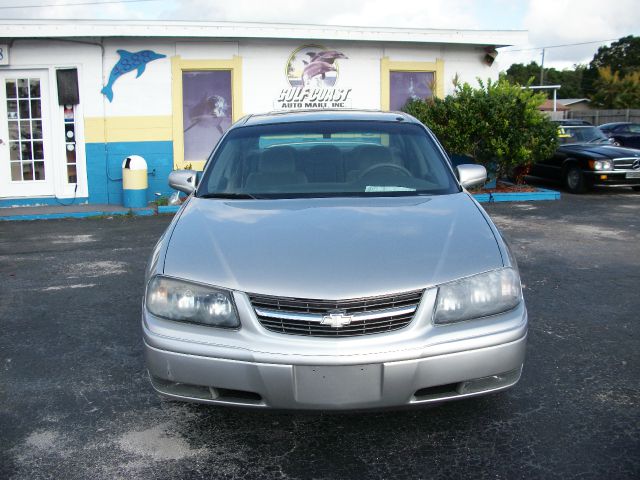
left=294, top=364, right=382, bottom=405
left=626, top=171, right=640, bottom=178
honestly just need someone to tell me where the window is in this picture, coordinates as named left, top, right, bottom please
left=171, top=56, right=243, bottom=171
left=380, top=58, right=444, bottom=111
left=5, top=77, right=45, bottom=181
left=198, top=121, right=459, bottom=198
left=182, top=70, right=232, bottom=164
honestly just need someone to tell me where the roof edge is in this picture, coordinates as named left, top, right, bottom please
left=0, top=19, right=527, bottom=47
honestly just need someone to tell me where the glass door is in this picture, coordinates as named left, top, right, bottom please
left=0, top=70, right=54, bottom=198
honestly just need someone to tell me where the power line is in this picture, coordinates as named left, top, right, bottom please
left=0, top=0, right=159, bottom=9
left=500, top=38, right=620, bottom=53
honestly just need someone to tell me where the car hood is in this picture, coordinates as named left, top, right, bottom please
left=163, top=193, right=503, bottom=299
left=559, top=143, right=640, bottom=159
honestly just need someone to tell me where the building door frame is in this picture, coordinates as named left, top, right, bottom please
left=0, top=68, right=55, bottom=198
left=0, top=66, right=87, bottom=200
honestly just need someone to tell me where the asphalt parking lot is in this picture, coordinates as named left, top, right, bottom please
left=1, top=188, right=639, bottom=480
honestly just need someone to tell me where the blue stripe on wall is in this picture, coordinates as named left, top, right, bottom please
left=85, top=141, right=174, bottom=205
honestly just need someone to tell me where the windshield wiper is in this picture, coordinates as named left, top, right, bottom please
left=198, top=192, right=261, bottom=199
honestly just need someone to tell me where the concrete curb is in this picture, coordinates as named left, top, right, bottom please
left=0, top=208, right=156, bottom=221
left=157, top=205, right=182, bottom=214
left=0, top=188, right=562, bottom=220
left=473, top=187, right=561, bottom=203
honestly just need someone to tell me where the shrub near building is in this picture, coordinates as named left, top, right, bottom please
left=404, top=78, right=558, bottom=183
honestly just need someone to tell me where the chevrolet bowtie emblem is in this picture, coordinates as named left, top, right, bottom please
left=321, top=310, right=353, bottom=328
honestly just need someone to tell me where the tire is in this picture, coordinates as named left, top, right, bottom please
left=564, top=165, right=588, bottom=194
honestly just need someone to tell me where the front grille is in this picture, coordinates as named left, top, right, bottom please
left=249, top=290, right=424, bottom=337
left=613, top=157, right=640, bottom=169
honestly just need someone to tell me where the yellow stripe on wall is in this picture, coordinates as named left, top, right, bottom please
left=84, top=115, right=173, bottom=143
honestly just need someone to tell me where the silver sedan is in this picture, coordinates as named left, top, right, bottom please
left=143, top=110, right=527, bottom=410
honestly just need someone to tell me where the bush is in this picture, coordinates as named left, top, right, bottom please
left=403, top=78, right=558, bottom=181
left=155, top=196, right=169, bottom=206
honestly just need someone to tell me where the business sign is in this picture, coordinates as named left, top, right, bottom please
left=0, top=44, right=9, bottom=66
left=274, top=44, right=352, bottom=110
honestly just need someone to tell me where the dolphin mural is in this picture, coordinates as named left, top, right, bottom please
left=101, top=49, right=166, bottom=102
left=302, top=61, right=337, bottom=86
left=304, top=50, right=348, bottom=65
left=300, top=50, right=348, bottom=86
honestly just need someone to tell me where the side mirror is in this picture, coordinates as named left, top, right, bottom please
left=456, top=164, right=487, bottom=189
left=169, top=169, right=198, bottom=195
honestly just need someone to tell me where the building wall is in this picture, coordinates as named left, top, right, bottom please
left=1, top=37, right=499, bottom=205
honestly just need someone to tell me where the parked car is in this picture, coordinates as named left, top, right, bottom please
left=530, top=125, right=640, bottom=193
left=598, top=122, right=640, bottom=149
left=143, top=110, right=527, bottom=410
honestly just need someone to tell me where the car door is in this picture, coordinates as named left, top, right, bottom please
left=531, top=127, right=566, bottom=179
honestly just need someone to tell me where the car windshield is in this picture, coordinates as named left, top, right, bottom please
left=197, top=120, right=460, bottom=198
left=558, top=126, right=609, bottom=145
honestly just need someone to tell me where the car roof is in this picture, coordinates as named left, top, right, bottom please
left=599, top=122, right=632, bottom=128
left=553, top=119, right=592, bottom=125
left=237, top=109, right=420, bottom=127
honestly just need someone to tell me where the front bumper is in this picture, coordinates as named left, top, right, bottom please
left=145, top=336, right=526, bottom=409
left=584, top=170, right=640, bottom=186
left=143, top=289, right=528, bottom=410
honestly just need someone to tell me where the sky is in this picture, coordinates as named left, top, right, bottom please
left=1, top=0, right=639, bottom=72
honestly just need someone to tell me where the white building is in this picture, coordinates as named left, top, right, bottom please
left=0, top=19, right=525, bottom=206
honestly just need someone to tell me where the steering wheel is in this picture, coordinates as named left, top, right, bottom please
left=358, top=163, right=412, bottom=179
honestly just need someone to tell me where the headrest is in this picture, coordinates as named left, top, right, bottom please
left=259, top=147, right=297, bottom=173
left=309, top=145, right=341, bottom=156
left=354, top=145, right=392, bottom=170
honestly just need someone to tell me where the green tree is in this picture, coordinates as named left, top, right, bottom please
left=583, top=35, right=640, bottom=96
left=403, top=78, right=558, bottom=181
left=590, top=35, right=640, bottom=76
left=503, top=62, right=586, bottom=98
left=549, top=65, right=586, bottom=98
left=591, top=66, right=640, bottom=108
left=504, top=61, right=541, bottom=85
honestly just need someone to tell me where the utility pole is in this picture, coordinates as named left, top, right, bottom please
left=540, top=48, right=545, bottom=85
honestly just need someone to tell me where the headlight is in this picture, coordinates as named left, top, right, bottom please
left=146, top=276, right=239, bottom=328
left=589, top=159, right=613, bottom=171
left=433, top=268, right=522, bottom=325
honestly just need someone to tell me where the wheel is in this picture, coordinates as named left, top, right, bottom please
left=358, top=163, right=412, bottom=179
left=564, top=165, right=588, bottom=193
